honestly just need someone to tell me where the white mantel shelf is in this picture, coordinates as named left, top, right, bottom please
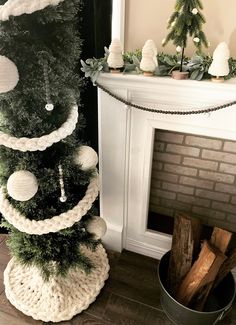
left=97, top=73, right=236, bottom=259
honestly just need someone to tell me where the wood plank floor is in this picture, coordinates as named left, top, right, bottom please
left=0, top=234, right=235, bottom=325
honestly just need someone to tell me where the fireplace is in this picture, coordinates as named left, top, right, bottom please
left=97, top=73, right=236, bottom=259
left=148, top=129, right=236, bottom=236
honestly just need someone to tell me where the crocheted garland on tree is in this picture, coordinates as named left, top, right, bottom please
left=0, top=0, right=64, bottom=21
left=0, top=104, right=78, bottom=152
left=4, top=245, right=109, bottom=322
left=0, top=172, right=99, bottom=235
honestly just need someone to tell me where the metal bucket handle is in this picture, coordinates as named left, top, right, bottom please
left=213, top=305, right=232, bottom=324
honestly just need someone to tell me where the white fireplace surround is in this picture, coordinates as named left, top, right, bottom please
left=97, top=73, right=236, bottom=259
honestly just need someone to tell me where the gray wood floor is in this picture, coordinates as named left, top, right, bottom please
left=0, top=234, right=235, bottom=325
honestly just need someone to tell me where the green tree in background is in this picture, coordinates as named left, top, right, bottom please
left=0, top=0, right=103, bottom=279
left=162, top=0, right=208, bottom=72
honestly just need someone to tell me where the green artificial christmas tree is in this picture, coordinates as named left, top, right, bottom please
left=0, top=0, right=109, bottom=322
left=162, top=0, right=208, bottom=79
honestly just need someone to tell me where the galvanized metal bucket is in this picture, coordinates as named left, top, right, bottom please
left=158, top=251, right=236, bottom=325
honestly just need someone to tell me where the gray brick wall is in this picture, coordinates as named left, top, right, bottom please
left=149, top=130, right=236, bottom=231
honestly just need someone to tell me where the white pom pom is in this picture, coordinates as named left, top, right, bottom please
left=193, top=37, right=200, bottom=43
left=0, top=56, right=19, bottom=93
left=7, top=170, right=38, bottom=202
left=191, top=8, right=198, bottom=15
left=74, top=145, right=98, bottom=171
left=176, top=46, right=182, bottom=52
left=87, top=216, right=107, bottom=239
left=45, top=103, right=54, bottom=111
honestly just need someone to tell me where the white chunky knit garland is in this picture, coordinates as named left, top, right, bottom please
left=0, top=0, right=64, bottom=21
left=0, top=104, right=78, bottom=152
left=0, top=173, right=99, bottom=235
left=4, top=245, right=109, bottom=322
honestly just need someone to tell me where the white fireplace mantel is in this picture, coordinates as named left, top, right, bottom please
left=97, top=73, right=236, bottom=258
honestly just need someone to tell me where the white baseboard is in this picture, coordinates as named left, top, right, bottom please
left=125, top=237, right=169, bottom=260
left=102, top=222, right=123, bottom=252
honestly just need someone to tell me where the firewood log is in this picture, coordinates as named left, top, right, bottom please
left=176, top=240, right=226, bottom=307
left=167, top=213, right=202, bottom=295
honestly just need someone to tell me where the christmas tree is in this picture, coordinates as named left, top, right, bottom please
left=162, top=0, right=208, bottom=74
left=0, top=0, right=109, bottom=322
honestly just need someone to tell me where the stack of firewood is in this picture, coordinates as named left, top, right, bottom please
left=167, top=213, right=236, bottom=311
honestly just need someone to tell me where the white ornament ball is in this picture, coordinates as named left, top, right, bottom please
left=0, top=56, right=19, bottom=93
left=74, top=145, right=98, bottom=171
left=7, top=170, right=38, bottom=202
left=171, top=21, right=175, bottom=27
left=87, top=216, right=107, bottom=239
left=191, top=8, right=198, bottom=15
left=162, top=38, right=166, bottom=45
left=45, top=103, right=54, bottom=111
left=176, top=46, right=182, bottom=53
left=193, top=37, right=200, bottom=43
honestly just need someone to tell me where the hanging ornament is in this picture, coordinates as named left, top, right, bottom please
left=176, top=46, right=182, bottom=53
left=191, top=8, right=198, bottom=15
left=87, top=216, right=107, bottom=240
left=58, top=164, right=67, bottom=203
left=0, top=56, right=19, bottom=93
left=7, top=170, right=38, bottom=202
left=43, top=60, right=54, bottom=111
left=74, top=146, right=98, bottom=171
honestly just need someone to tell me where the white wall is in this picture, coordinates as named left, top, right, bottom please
left=125, top=0, right=236, bottom=56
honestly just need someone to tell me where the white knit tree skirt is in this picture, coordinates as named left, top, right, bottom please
left=3, top=245, right=109, bottom=322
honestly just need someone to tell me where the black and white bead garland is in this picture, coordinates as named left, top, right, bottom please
left=43, top=61, right=54, bottom=111
left=58, top=164, right=67, bottom=202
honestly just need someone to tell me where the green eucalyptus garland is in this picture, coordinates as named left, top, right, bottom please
left=81, top=48, right=236, bottom=83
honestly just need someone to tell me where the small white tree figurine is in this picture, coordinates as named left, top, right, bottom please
left=208, top=42, right=230, bottom=82
left=107, top=39, right=124, bottom=73
left=140, top=39, right=158, bottom=76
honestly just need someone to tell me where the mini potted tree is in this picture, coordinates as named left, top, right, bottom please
left=208, top=42, right=230, bottom=82
left=162, top=0, right=208, bottom=80
left=140, top=39, right=158, bottom=76
left=107, top=39, right=124, bottom=73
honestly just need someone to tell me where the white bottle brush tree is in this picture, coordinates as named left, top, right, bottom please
left=162, top=0, right=208, bottom=74
left=107, top=39, right=124, bottom=71
left=0, top=0, right=108, bottom=322
left=208, top=42, right=230, bottom=81
left=140, top=39, right=158, bottom=75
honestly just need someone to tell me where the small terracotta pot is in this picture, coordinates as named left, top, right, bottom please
left=172, top=70, right=189, bottom=80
